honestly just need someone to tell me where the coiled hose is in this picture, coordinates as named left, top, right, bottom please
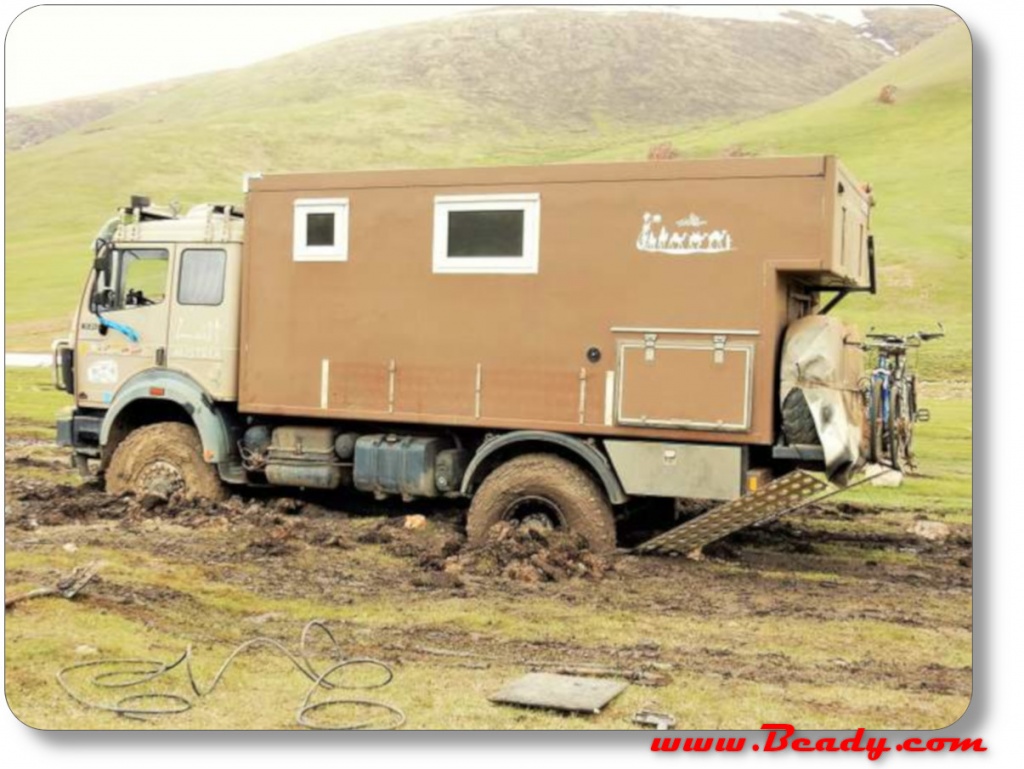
left=57, top=619, right=405, bottom=729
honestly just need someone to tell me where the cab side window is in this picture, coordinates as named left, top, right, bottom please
left=117, top=248, right=169, bottom=308
left=178, top=248, right=227, bottom=306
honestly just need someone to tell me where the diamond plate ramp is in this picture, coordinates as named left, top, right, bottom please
left=633, top=470, right=831, bottom=555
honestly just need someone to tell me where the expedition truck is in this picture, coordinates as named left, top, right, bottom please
left=54, top=156, right=897, bottom=554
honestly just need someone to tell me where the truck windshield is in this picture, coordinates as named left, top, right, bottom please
left=110, top=248, right=169, bottom=309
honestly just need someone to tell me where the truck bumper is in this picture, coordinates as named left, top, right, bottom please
left=57, top=410, right=103, bottom=457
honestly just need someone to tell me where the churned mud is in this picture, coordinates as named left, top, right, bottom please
left=4, top=436, right=973, bottom=725
left=4, top=466, right=972, bottom=593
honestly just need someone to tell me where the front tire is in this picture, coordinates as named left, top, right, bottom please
left=106, top=422, right=227, bottom=501
left=466, top=454, right=617, bottom=554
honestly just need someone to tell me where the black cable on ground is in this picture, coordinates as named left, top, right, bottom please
left=56, top=619, right=406, bottom=729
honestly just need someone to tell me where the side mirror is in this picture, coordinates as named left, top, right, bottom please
left=93, top=252, right=111, bottom=276
left=90, top=287, right=114, bottom=313
left=93, top=240, right=112, bottom=286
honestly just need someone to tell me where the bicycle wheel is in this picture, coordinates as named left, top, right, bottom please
left=888, top=385, right=911, bottom=473
left=868, top=378, right=884, bottom=464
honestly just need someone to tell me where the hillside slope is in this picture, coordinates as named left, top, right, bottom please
left=5, top=7, right=910, bottom=152
left=587, top=22, right=972, bottom=382
left=4, top=79, right=184, bottom=152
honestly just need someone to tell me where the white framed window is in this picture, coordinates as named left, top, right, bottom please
left=293, top=198, right=349, bottom=261
left=432, top=193, right=540, bottom=274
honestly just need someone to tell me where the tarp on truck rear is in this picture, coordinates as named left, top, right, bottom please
left=779, top=315, right=867, bottom=482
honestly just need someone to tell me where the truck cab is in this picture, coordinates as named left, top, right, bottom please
left=55, top=199, right=244, bottom=483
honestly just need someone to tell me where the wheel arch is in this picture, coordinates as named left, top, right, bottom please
left=460, top=430, right=628, bottom=505
left=99, top=369, right=236, bottom=470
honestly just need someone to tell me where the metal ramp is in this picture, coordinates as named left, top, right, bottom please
left=633, top=470, right=833, bottom=556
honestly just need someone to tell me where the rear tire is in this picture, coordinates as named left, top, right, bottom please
left=106, top=422, right=227, bottom=501
left=466, top=454, right=617, bottom=554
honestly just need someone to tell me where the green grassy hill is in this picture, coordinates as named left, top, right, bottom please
left=4, top=78, right=185, bottom=152
left=7, top=8, right=930, bottom=151
left=5, top=8, right=967, bottom=380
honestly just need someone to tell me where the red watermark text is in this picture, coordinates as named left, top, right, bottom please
left=650, top=723, right=987, bottom=760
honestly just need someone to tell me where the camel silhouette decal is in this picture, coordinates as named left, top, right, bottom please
left=636, top=212, right=735, bottom=255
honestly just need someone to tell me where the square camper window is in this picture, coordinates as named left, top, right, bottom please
left=178, top=248, right=227, bottom=306
left=293, top=198, right=349, bottom=261
left=432, top=193, right=540, bottom=274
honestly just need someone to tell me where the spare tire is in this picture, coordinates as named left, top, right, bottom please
left=781, top=389, right=821, bottom=446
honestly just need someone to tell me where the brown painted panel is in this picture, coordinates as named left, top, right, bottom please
left=483, top=367, right=581, bottom=423
left=393, top=363, right=475, bottom=418
left=618, top=343, right=753, bottom=430
left=327, top=361, right=389, bottom=413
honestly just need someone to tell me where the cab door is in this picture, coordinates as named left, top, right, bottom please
left=75, top=246, right=172, bottom=407
left=166, top=244, right=241, bottom=401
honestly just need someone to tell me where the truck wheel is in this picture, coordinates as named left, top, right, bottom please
left=781, top=388, right=820, bottom=446
left=466, top=454, right=617, bottom=554
left=106, top=422, right=227, bottom=501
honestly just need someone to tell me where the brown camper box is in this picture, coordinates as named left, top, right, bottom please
left=55, top=155, right=881, bottom=553
left=240, top=156, right=871, bottom=442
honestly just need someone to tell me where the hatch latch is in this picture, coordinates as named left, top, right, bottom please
left=713, top=335, right=727, bottom=364
left=643, top=333, right=658, bottom=363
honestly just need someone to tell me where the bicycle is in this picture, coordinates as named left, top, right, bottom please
left=855, top=324, right=944, bottom=472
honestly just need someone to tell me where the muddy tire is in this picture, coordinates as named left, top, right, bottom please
left=466, top=453, right=617, bottom=554
left=781, top=388, right=820, bottom=446
left=106, top=422, right=226, bottom=501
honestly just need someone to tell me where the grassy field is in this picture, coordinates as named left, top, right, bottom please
left=5, top=365, right=972, bottom=730
left=3, top=535, right=972, bottom=731
left=5, top=368, right=71, bottom=438
left=4, top=376, right=972, bottom=731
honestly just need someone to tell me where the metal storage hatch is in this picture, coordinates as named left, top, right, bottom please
left=614, top=331, right=755, bottom=431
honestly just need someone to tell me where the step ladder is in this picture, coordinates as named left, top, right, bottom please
left=633, top=470, right=834, bottom=556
